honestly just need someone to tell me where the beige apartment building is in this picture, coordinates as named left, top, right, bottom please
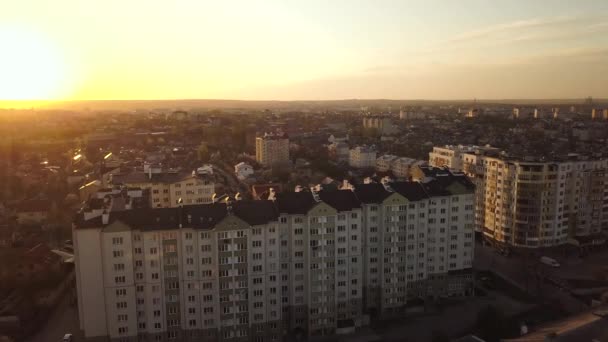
left=461, top=150, right=608, bottom=248
left=255, top=133, right=290, bottom=167
left=74, top=172, right=475, bottom=342
left=349, top=146, right=377, bottom=169
left=111, top=165, right=215, bottom=208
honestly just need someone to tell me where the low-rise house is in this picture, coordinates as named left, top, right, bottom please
left=349, top=145, right=377, bottom=169
left=234, top=162, right=254, bottom=180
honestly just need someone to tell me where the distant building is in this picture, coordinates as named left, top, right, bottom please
left=391, top=158, right=426, bottom=179
left=255, top=132, right=290, bottom=167
left=362, top=116, right=397, bottom=135
left=462, top=151, right=608, bottom=248
left=328, top=133, right=349, bottom=144
left=376, top=155, right=426, bottom=178
left=375, top=154, right=398, bottom=172
left=328, top=142, right=350, bottom=163
left=234, top=162, right=254, bottom=181
left=429, top=145, right=498, bottom=171
left=512, top=108, right=520, bottom=119
left=111, top=164, right=215, bottom=207
left=349, top=146, right=377, bottom=168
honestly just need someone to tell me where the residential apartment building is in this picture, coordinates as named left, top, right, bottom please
left=349, top=146, right=377, bottom=169
left=461, top=151, right=608, bottom=248
left=375, top=154, right=398, bottom=172
left=362, top=116, right=397, bottom=135
left=376, top=155, right=426, bottom=179
left=111, top=164, right=215, bottom=208
left=74, top=172, right=475, bottom=342
left=429, top=145, right=498, bottom=171
left=255, top=133, right=290, bottom=167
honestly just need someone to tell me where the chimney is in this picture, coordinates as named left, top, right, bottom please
left=268, top=188, right=276, bottom=201
left=101, top=210, right=109, bottom=225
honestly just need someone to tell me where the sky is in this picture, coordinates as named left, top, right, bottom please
left=1, top=0, right=608, bottom=101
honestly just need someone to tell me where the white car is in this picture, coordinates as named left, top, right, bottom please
left=63, top=333, right=73, bottom=342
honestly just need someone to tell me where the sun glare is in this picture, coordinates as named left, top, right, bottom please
left=0, top=26, right=70, bottom=101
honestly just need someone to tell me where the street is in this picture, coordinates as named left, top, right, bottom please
left=474, top=243, right=589, bottom=314
left=25, top=292, right=81, bottom=342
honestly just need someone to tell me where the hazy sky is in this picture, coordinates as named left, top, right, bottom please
left=1, top=0, right=608, bottom=100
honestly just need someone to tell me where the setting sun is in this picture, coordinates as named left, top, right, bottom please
left=0, top=26, right=70, bottom=101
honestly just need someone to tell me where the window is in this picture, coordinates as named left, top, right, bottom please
left=112, top=237, right=124, bottom=245
left=113, top=250, right=124, bottom=258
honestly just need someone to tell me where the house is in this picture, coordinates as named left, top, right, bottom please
left=328, top=133, right=349, bottom=144
left=15, top=199, right=51, bottom=225
left=234, top=162, right=254, bottom=180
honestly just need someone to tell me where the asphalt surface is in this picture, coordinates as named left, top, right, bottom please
left=474, top=243, right=589, bottom=314
left=25, top=292, right=81, bottom=342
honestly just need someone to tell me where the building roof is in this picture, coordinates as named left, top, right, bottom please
left=275, top=191, right=317, bottom=215
left=318, top=190, right=361, bottom=212
left=391, top=181, right=429, bottom=201
left=353, top=183, right=392, bottom=203
left=112, top=171, right=211, bottom=185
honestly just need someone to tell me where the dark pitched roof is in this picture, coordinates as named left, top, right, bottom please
left=232, top=200, right=278, bottom=226
left=390, top=182, right=429, bottom=201
left=318, top=190, right=361, bottom=212
left=353, top=183, right=391, bottom=204
left=275, top=191, right=316, bottom=215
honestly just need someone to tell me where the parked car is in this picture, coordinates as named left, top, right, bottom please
left=63, top=333, right=73, bottom=342
left=540, top=256, right=560, bottom=267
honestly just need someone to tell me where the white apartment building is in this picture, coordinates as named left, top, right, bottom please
left=328, top=142, right=349, bottom=163
left=111, top=165, right=215, bottom=208
left=375, top=155, right=398, bottom=172
left=74, top=173, right=475, bottom=342
left=349, top=146, right=377, bottom=169
left=255, top=133, right=290, bottom=167
left=429, top=145, right=498, bottom=171
left=461, top=151, right=608, bottom=248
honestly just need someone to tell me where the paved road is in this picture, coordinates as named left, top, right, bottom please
left=474, top=243, right=588, bottom=314
left=26, top=292, right=81, bottom=342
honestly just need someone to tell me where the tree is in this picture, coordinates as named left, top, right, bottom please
left=197, top=143, right=209, bottom=162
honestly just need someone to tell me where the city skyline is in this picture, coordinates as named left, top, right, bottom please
left=1, top=0, right=608, bottom=103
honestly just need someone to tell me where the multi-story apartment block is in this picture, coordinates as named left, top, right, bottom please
left=349, top=146, right=377, bottom=169
left=376, top=156, right=426, bottom=179
left=255, top=133, right=290, bottom=167
left=375, top=154, right=398, bottom=172
left=111, top=164, right=215, bottom=208
left=429, top=145, right=498, bottom=171
left=362, top=116, right=397, bottom=135
left=461, top=151, right=608, bottom=248
left=74, top=173, right=475, bottom=342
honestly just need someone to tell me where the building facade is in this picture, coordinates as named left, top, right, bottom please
left=255, top=133, right=290, bottom=167
left=74, top=173, right=475, bottom=342
left=349, top=146, right=377, bottom=169
left=462, top=152, right=608, bottom=248
left=111, top=166, right=215, bottom=208
left=362, top=116, right=397, bottom=135
left=429, top=145, right=498, bottom=172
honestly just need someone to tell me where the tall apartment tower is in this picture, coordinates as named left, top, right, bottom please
left=255, top=133, right=290, bottom=167
left=461, top=152, right=608, bottom=248
left=74, top=174, right=475, bottom=342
